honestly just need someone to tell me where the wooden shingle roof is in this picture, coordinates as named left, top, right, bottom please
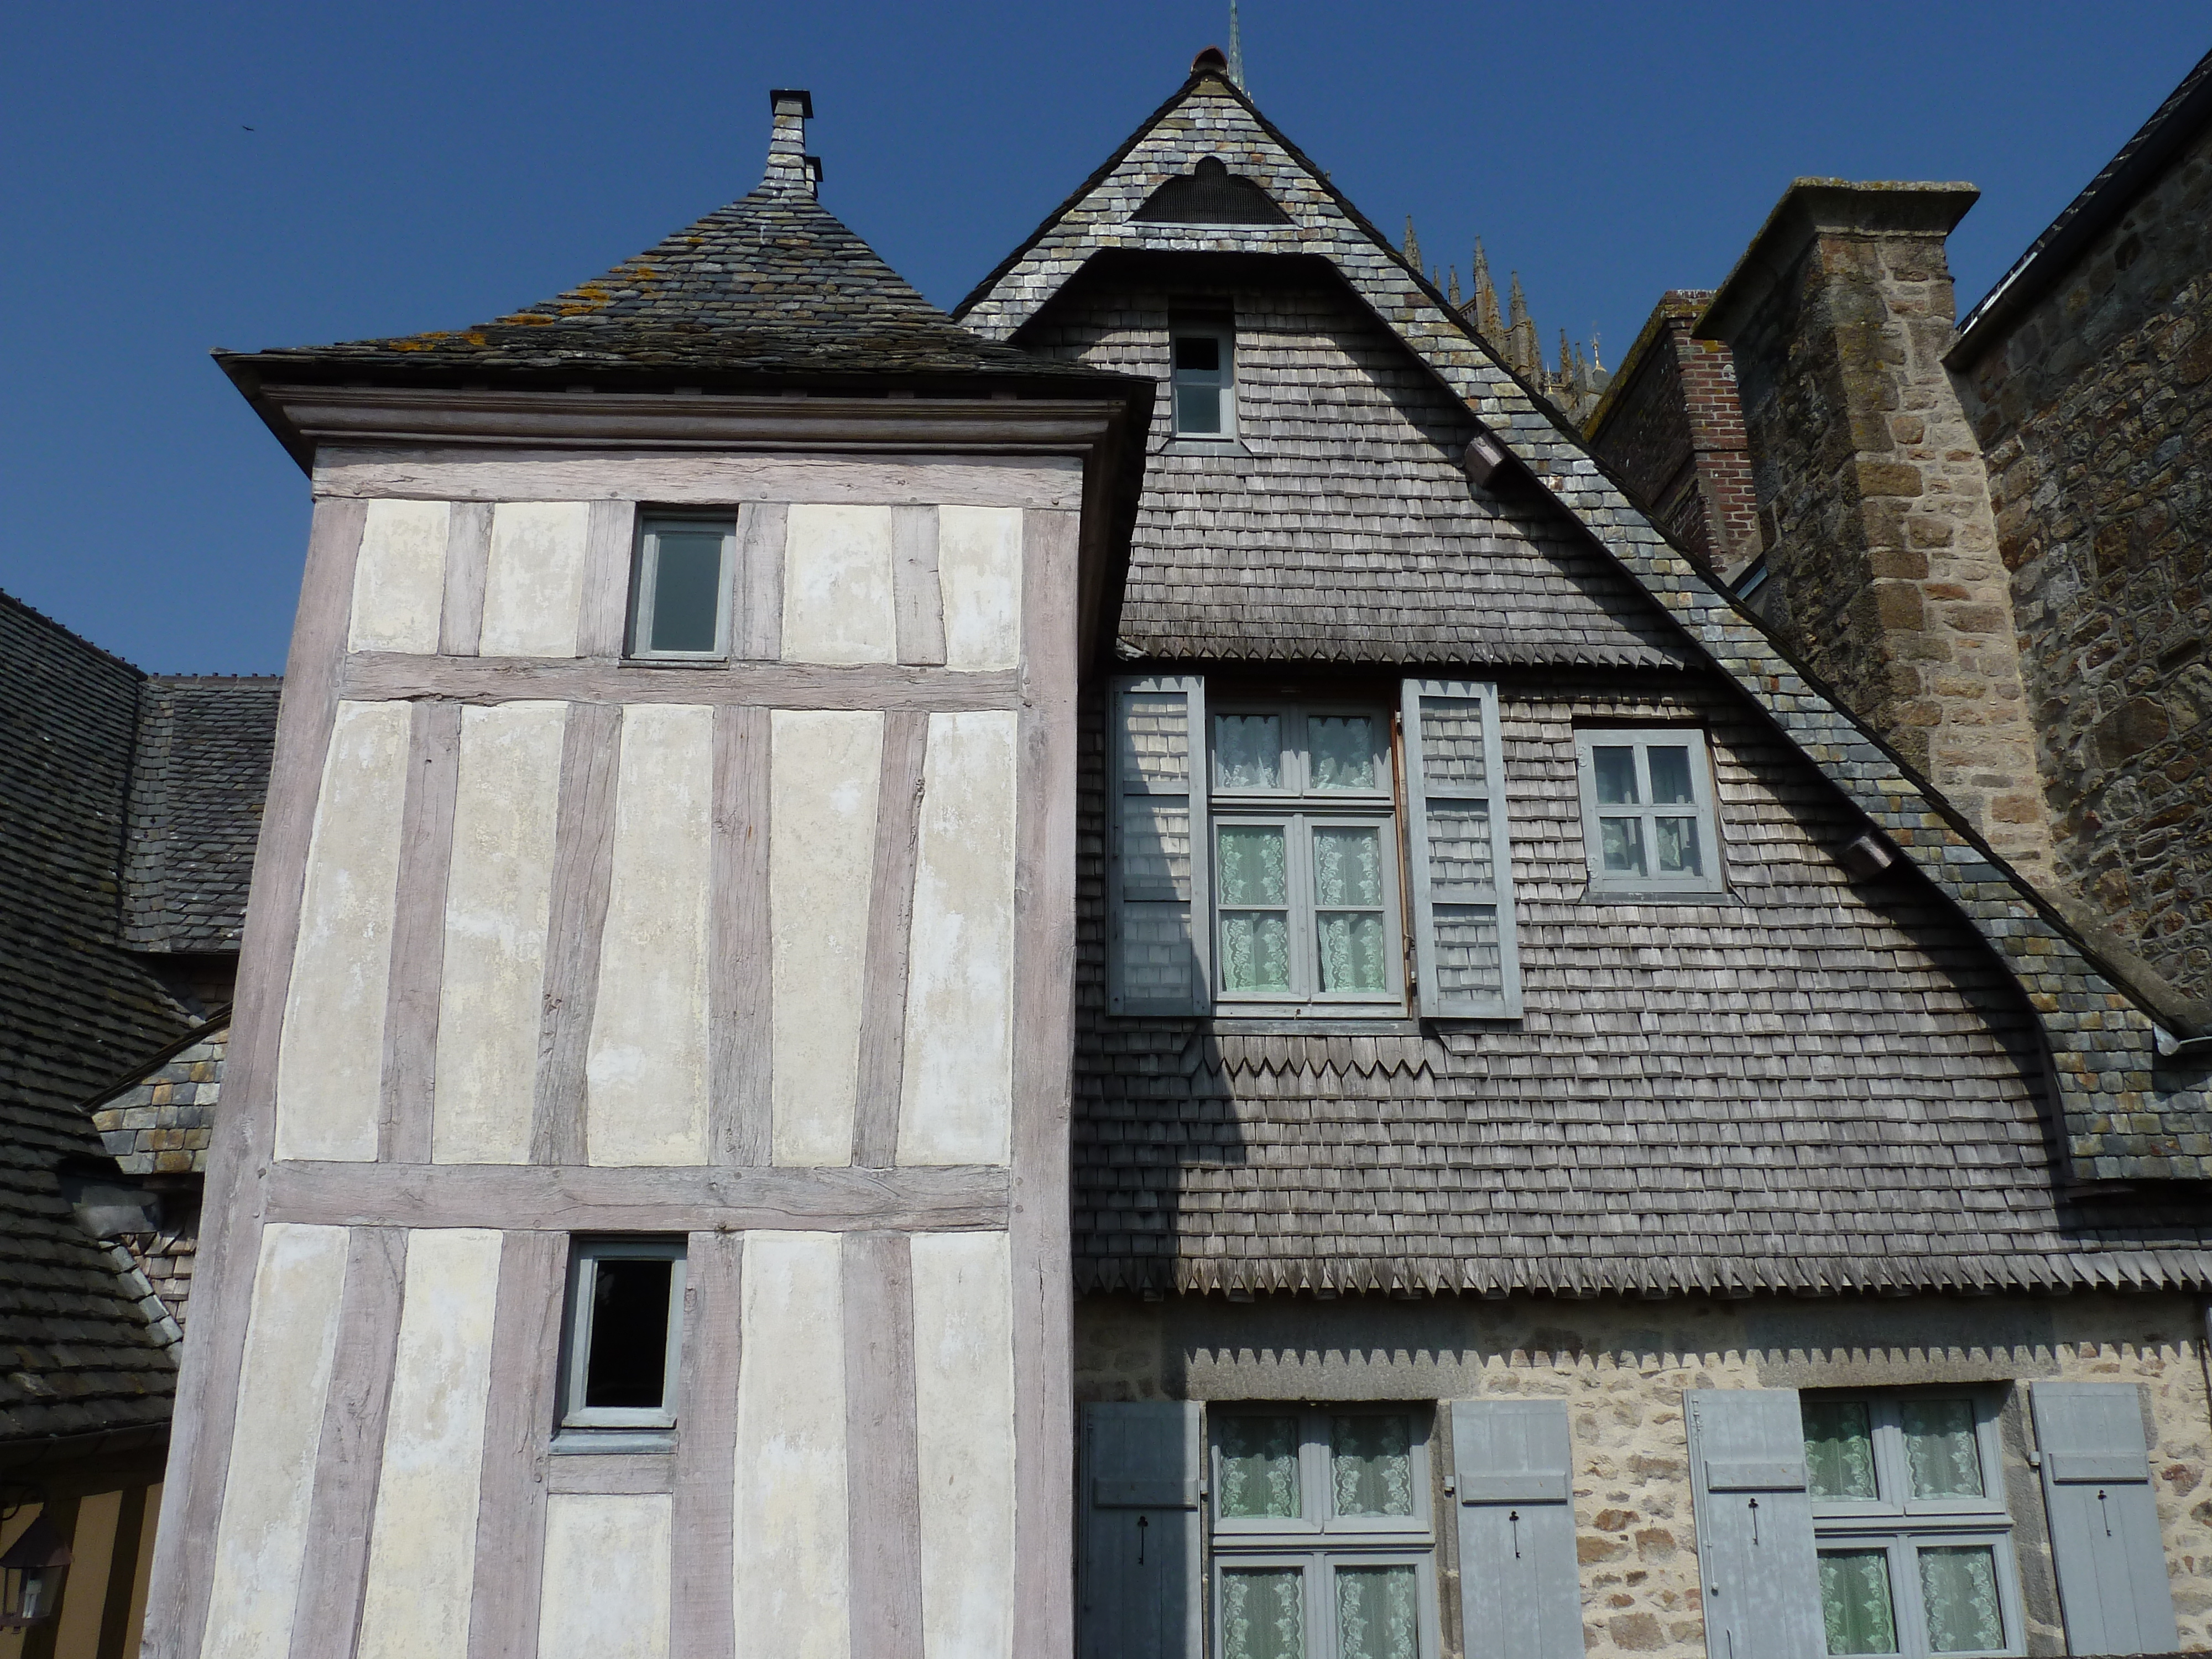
left=966, top=63, right=2212, bottom=1187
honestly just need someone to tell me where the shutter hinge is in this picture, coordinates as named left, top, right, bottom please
left=1442, top=1474, right=1455, bottom=1495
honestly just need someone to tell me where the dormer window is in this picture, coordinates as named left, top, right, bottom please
left=1171, top=322, right=1236, bottom=439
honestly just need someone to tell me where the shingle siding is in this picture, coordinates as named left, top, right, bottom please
left=1074, top=676, right=2212, bottom=1295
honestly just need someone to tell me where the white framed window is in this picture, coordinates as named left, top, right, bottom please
left=557, top=1238, right=687, bottom=1437
left=1171, top=323, right=1236, bottom=439
left=629, top=516, right=735, bottom=658
left=1210, top=1406, right=1441, bottom=1659
left=1803, top=1391, right=2026, bottom=1658
left=1207, top=702, right=1402, bottom=1010
left=1572, top=727, right=1725, bottom=897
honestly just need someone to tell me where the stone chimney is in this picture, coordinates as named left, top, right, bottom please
left=1697, top=180, right=2054, bottom=882
left=764, top=87, right=817, bottom=197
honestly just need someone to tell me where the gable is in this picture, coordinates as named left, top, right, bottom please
left=1019, top=254, right=1692, bottom=667
left=961, top=66, right=2212, bottom=1182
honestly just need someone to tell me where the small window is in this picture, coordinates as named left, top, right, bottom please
left=1573, top=727, right=1725, bottom=898
left=558, top=1239, right=686, bottom=1437
left=629, top=517, right=734, bottom=658
left=1210, top=1406, right=1441, bottom=1659
left=1171, top=323, right=1236, bottom=439
left=1208, top=701, right=1402, bottom=1009
left=1804, top=1392, right=2025, bottom=1658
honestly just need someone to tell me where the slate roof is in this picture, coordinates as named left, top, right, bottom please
left=0, top=592, right=191, bottom=1442
left=90, top=1019, right=226, bottom=1179
left=964, top=63, right=2212, bottom=1185
left=221, top=95, right=1117, bottom=391
left=1949, top=44, right=2212, bottom=367
left=122, top=678, right=281, bottom=953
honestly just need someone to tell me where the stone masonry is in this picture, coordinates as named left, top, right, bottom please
left=1698, top=182, right=2056, bottom=886
left=1950, top=116, right=2212, bottom=1013
left=1584, top=291, right=1762, bottom=579
left=1077, top=1290, right=2212, bottom=1659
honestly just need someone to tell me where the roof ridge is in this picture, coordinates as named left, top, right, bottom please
left=0, top=586, right=146, bottom=682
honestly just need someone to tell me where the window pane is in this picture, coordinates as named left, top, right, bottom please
left=1218, top=1416, right=1302, bottom=1518
left=1804, top=1400, right=1879, bottom=1500
left=1222, top=913, right=1292, bottom=994
left=648, top=533, right=724, bottom=653
left=1331, top=1414, right=1414, bottom=1517
left=1176, top=384, right=1223, bottom=434
left=1337, top=1565, right=1420, bottom=1659
left=1174, top=335, right=1222, bottom=373
left=1653, top=815, right=1702, bottom=876
left=1311, top=827, right=1384, bottom=907
left=1316, top=913, right=1387, bottom=994
left=583, top=1256, right=672, bottom=1410
left=1918, top=1546, right=2004, bottom=1653
left=1819, top=1550, right=1898, bottom=1656
left=1647, top=744, right=1695, bottom=804
left=1592, top=745, right=1639, bottom=804
left=1215, top=716, right=1284, bottom=790
left=1599, top=816, right=1646, bottom=876
left=1218, top=826, right=1288, bottom=906
left=1223, top=1568, right=1305, bottom=1659
left=1309, top=716, right=1379, bottom=791
left=1901, top=1399, right=1985, bottom=1499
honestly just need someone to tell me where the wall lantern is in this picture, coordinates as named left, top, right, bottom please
left=0, top=1512, right=71, bottom=1628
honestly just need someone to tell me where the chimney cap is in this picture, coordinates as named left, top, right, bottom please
left=769, top=88, right=815, bottom=118
left=1192, top=46, right=1229, bottom=74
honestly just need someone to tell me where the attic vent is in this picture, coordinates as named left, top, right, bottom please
left=1131, top=157, right=1290, bottom=226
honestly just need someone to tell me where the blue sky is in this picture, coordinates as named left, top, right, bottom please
left=5, top=3, right=2203, bottom=673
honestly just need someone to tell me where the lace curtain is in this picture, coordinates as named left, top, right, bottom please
left=1222, top=1569, right=1305, bottom=1659
left=1918, top=1547, right=2002, bottom=1653
left=1308, top=716, right=1378, bottom=791
left=1313, top=828, right=1385, bottom=993
left=1901, top=1400, right=1984, bottom=1499
left=1219, top=1416, right=1301, bottom=1519
left=1820, top=1551, right=1897, bottom=1655
left=1331, top=1415, right=1413, bottom=1517
left=1336, top=1566, right=1418, bottom=1659
left=1217, top=827, right=1290, bottom=993
left=1216, top=716, right=1283, bottom=790
left=1804, top=1400, right=1879, bottom=1500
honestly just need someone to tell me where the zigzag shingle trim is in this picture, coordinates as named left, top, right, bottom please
left=961, top=70, right=2212, bottom=1185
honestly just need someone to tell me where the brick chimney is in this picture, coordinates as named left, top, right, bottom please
left=764, top=88, right=818, bottom=197
left=1697, top=180, right=2054, bottom=882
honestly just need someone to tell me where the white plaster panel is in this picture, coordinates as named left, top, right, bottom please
left=769, top=710, right=883, bottom=1165
left=434, top=702, right=567, bottom=1164
left=781, top=504, right=896, bottom=664
left=910, top=1230, right=1018, bottom=1659
left=538, top=1495, right=672, bottom=1659
left=356, top=1228, right=502, bottom=1659
left=587, top=704, right=713, bottom=1165
left=734, top=1233, right=849, bottom=1659
left=348, top=497, right=449, bottom=653
left=275, top=700, right=412, bottom=1162
left=935, top=504, right=1024, bottom=671
left=898, top=711, right=1018, bottom=1166
left=479, top=500, right=591, bottom=658
left=199, top=1223, right=349, bottom=1659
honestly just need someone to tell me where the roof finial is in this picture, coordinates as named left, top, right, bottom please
left=1228, top=0, right=1246, bottom=89
left=1403, top=216, right=1422, bottom=272
left=764, top=89, right=815, bottom=197
left=1448, top=266, right=1462, bottom=307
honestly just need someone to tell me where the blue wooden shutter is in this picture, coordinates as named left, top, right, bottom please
left=1401, top=681, right=1521, bottom=1018
left=2030, top=1381, right=2179, bottom=1656
left=1451, top=1398, right=1584, bottom=1659
left=1110, top=676, right=1211, bottom=1014
left=1683, top=1389, right=1822, bottom=1659
left=1079, top=1401, right=1204, bottom=1659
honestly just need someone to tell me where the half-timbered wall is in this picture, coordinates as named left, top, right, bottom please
left=145, top=450, right=1086, bottom=1659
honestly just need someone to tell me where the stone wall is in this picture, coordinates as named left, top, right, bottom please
left=1584, top=291, right=1761, bottom=577
left=1702, top=184, right=2055, bottom=885
left=1951, top=121, right=2212, bottom=1011
left=1077, top=1289, right=2212, bottom=1658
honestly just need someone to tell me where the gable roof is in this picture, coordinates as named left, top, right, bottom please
left=122, top=678, right=281, bottom=954
left=221, top=93, right=1115, bottom=393
left=961, top=63, right=2212, bottom=1183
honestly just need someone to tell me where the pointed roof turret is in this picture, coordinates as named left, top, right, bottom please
left=220, top=89, right=1072, bottom=392
left=1469, top=239, right=1501, bottom=338
left=1403, top=216, right=1422, bottom=272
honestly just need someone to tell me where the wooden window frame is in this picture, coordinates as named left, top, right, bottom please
left=1572, top=726, right=1727, bottom=899
left=556, top=1238, right=688, bottom=1436
left=1170, top=322, right=1238, bottom=441
left=627, top=514, right=737, bottom=660
left=1804, top=1389, right=2026, bottom=1659
left=1208, top=1405, right=1442, bottom=1659
left=1206, top=701, right=1404, bottom=1014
